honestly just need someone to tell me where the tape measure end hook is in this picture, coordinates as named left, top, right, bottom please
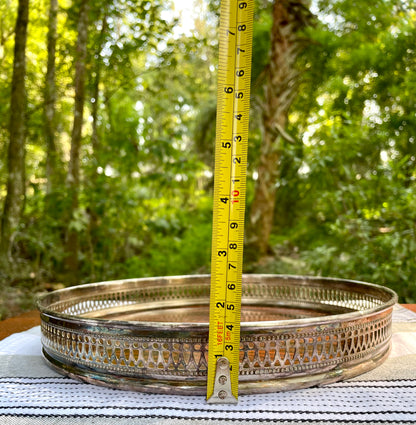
left=206, top=357, right=238, bottom=404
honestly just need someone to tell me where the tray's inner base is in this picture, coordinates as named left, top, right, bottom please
left=80, top=303, right=354, bottom=322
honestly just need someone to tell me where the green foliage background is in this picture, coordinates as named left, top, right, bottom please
left=0, top=0, right=415, bottom=318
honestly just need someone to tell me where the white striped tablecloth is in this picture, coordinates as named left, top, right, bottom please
left=1, top=305, right=415, bottom=425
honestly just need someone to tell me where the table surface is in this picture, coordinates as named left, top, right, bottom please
left=1, top=305, right=416, bottom=424
left=0, top=311, right=41, bottom=341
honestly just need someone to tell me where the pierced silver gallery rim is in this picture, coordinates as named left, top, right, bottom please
left=37, top=274, right=397, bottom=394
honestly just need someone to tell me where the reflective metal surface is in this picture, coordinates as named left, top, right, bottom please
left=37, top=274, right=397, bottom=394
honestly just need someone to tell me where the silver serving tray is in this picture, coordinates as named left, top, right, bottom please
left=37, top=274, right=397, bottom=394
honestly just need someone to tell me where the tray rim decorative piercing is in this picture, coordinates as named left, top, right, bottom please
left=37, top=274, right=397, bottom=395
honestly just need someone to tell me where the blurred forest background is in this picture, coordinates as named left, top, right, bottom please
left=1, top=0, right=415, bottom=319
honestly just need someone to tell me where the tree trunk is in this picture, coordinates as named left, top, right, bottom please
left=88, top=13, right=108, bottom=280
left=44, top=0, right=58, bottom=195
left=273, top=139, right=304, bottom=229
left=65, top=0, right=89, bottom=280
left=91, top=14, right=107, bottom=157
left=246, top=0, right=312, bottom=260
left=0, top=0, right=29, bottom=259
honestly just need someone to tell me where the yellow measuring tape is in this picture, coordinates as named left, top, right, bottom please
left=207, top=0, right=254, bottom=404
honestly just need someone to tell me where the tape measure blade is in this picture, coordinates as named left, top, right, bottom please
left=207, top=0, right=254, bottom=403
